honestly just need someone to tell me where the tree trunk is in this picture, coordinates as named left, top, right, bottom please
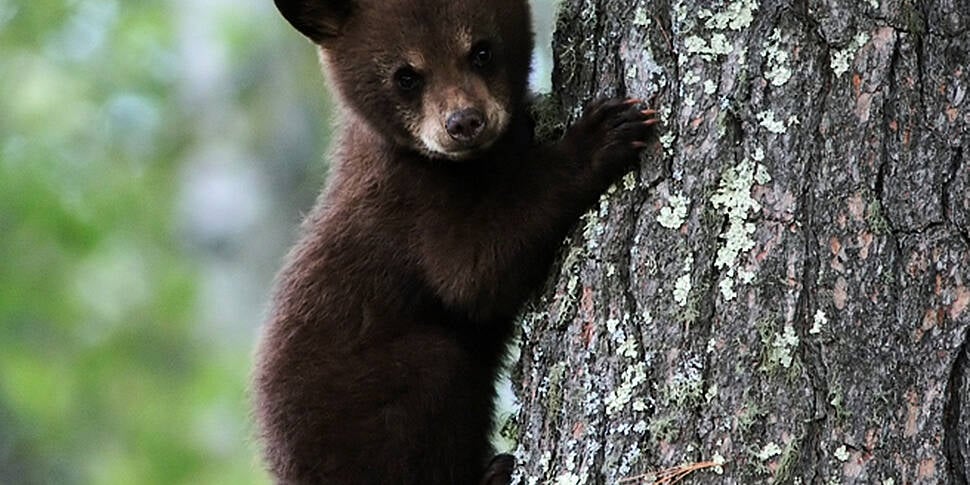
left=511, top=0, right=970, bottom=483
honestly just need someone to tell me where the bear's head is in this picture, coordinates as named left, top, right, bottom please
left=275, top=0, right=534, bottom=160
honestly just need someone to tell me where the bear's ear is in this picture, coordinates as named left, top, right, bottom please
left=274, top=0, right=355, bottom=42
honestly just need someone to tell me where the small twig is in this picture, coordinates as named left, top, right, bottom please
left=618, top=460, right=725, bottom=485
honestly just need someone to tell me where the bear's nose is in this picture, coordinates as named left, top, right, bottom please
left=445, top=109, right=486, bottom=141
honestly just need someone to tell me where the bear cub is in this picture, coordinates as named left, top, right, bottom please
left=253, top=0, right=657, bottom=483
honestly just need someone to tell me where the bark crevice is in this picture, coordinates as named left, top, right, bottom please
left=944, top=327, right=970, bottom=484
left=943, top=147, right=970, bottom=247
left=876, top=33, right=902, bottom=232
left=792, top=32, right=833, bottom=479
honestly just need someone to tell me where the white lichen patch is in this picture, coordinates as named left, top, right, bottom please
left=700, top=0, right=759, bottom=31
left=735, top=45, right=750, bottom=67
left=582, top=202, right=609, bottom=251
left=659, top=132, right=676, bottom=157
left=633, top=7, right=651, bottom=27
left=756, top=442, right=783, bottom=460
left=555, top=472, right=582, bottom=485
left=705, top=383, right=719, bottom=403
left=684, top=35, right=709, bottom=55
left=751, top=145, right=766, bottom=162
left=672, top=254, right=694, bottom=307
left=709, top=33, right=732, bottom=55
left=581, top=215, right=599, bottom=250
left=616, top=337, right=640, bottom=359
left=566, top=274, right=579, bottom=296
left=679, top=0, right=757, bottom=63
left=604, top=363, right=648, bottom=415
left=683, top=68, right=701, bottom=86
left=763, top=29, right=793, bottom=87
left=625, top=64, right=639, bottom=81
left=710, top=156, right=769, bottom=300
left=809, top=309, right=828, bottom=334
left=673, top=273, right=692, bottom=307
left=704, top=79, right=718, bottom=95
left=658, top=193, right=690, bottom=229
left=673, top=0, right=690, bottom=24
left=738, top=268, right=756, bottom=284
left=757, top=110, right=787, bottom=134
left=684, top=33, right=733, bottom=60
left=711, top=162, right=761, bottom=269
left=622, top=172, right=638, bottom=191
left=606, top=317, right=620, bottom=336
left=718, top=277, right=738, bottom=301
left=831, top=31, right=871, bottom=77
left=619, top=444, right=643, bottom=476
left=767, top=323, right=799, bottom=369
left=755, top=164, right=771, bottom=185
left=834, top=445, right=850, bottom=462
left=712, top=452, right=727, bottom=474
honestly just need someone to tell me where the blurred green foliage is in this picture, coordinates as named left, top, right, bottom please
left=0, top=0, right=558, bottom=483
left=0, top=0, right=327, bottom=482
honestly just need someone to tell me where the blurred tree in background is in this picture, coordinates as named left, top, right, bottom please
left=0, top=0, right=557, bottom=483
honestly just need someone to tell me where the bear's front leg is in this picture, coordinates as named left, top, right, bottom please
left=418, top=99, right=659, bottom=322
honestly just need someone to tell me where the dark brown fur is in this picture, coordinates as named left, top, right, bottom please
left=254, top=0, right=657, bottom=483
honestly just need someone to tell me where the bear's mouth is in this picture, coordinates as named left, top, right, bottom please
left=423, top=133, right=507, bottom=161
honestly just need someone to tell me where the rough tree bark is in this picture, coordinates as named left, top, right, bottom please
left=511, top=0, right=970, bottom=483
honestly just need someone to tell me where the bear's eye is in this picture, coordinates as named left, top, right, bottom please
left=394, top=67, right=422, bottom=92
left=470, top=42, right=493, bottom=68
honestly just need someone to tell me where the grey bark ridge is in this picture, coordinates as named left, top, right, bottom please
left=511, top=0, right=970, bottom=483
